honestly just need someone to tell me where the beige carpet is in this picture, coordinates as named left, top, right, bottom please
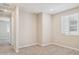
left=0, top=44, right=79, bottom=55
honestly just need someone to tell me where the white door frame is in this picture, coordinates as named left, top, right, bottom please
left=15, top=6, right=19, bottom=52
left=10, top=5, right=19, bottom=53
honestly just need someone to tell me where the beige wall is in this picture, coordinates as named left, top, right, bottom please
left=42, top=13, right=52, bottom=45
left=19, top=12, right=52, bottom=47
left=52, top=7, right=79, bottom=49
left=19, top=6, right=79, bottom=49
left=37, top=13, right=42, bottom=45
left=19, top=10, right=37, bottom=48
left=37, top=13, right=52, bottom=46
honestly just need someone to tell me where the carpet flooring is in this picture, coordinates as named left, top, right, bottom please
left=0, top=44, right=79, bottom=55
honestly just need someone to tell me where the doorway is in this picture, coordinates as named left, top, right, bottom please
left=0, top=19, right=10, bottom=45
left=0, top=15, right=14, bottom=53
left=0, top=4, right=19, bottom=53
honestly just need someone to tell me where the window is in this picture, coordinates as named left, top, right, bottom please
left=69, top=19, right=77, bottom=32
left=61, top=13, right=79, bottom=35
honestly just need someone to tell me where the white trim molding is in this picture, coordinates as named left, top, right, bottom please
left=52, top=42, right=79, bottom=51
left=19, top=43, right=37, bottom=48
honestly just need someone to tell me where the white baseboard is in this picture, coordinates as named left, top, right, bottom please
left=19, top=42, right=79, bottom=52
left=19, top=42, right=52, bottom=48
left=38, top=42, right=79, bottom=51
left=52, top=42, right=79, bottom=51
left=19, top=43, right=37, bottom=48
left=39, top=42, right=52, bottom=46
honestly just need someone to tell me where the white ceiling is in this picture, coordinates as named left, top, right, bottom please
left=0, top=3, right=79, bottom=15
left=18, top=3, right=79, bottom=14
left=0, top=3, right=15, bottom=17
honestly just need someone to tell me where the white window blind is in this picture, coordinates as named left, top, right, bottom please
left=61, top=13, right=79, bottom=35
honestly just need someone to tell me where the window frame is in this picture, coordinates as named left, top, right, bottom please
left=61, top=13, right=79, bottom=35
